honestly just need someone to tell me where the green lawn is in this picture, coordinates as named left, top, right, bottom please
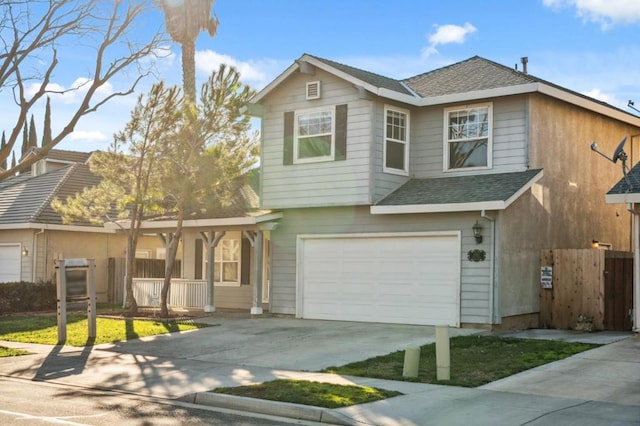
left=214, top=379, right=402, bottom=409
left=213, top=335, right=600, bottom=408
left=0, top=346, right=30, bottom=357
left=0, top=314, right=209, bottom=347
left=323, top=335, right=600, bottom=387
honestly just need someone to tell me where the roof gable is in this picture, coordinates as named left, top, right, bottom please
left=251, top=54, right=640, bottom=126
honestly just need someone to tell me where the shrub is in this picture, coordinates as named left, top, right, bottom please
left=0, top=281, right=56, bottom=314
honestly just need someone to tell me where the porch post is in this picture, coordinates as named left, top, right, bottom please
left=202, top=231, right=225, bottom=313
left=252, top=230, right=264, bottom=315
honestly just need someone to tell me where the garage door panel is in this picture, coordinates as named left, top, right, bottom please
left=300, top=234, right=460, bottom=326
left=0, top=245, right=21, bottom=283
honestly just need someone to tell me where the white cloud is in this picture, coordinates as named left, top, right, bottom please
left=195, top=50, right=287, bottom=89
left=25, top=79, right=114, bottom=104
left=583, top=88, right=620, bottom=105
left=68, top=130, right=108, bottom=142
left=422, top=23, right=477, bottom=58
left=543, top=0, right=640, bottom=28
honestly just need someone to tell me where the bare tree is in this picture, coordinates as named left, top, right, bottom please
left=0, top=0, right=167, bottom=180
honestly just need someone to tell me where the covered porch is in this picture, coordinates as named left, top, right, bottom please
left=126, top=212, right=281, bottom=315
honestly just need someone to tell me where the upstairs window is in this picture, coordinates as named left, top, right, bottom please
left=294, top=108, right=335, bottom=163
left=384, top=106, right=410, bottom=175
left=445, top=103, right=492, bottom=170
left=283, top=105, right=347, bottom=165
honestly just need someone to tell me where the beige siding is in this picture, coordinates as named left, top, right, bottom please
left=270, top=206, right=493, bottom=324
left=260, top=70, right=373, bottom=209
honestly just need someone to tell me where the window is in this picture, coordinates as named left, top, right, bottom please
left=213, top=239, right=240, bottom=286
left=445, top=103, right=492, bottom=170
left=384, top=106, right=410, bottom=175
left=284, top=105, right=347, bottom=165
left=294, top=108, right=335, bottom=163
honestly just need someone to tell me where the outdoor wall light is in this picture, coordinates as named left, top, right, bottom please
left=21, top=247, right=28, bottom=257
left=472, top=221, right=483, bottom=244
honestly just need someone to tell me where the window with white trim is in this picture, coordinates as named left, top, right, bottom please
left=294, top=108, right=335, bottom=163
left=384, top=106, right=410, bottom=175
left=444, top=103, right=492, bottom=170
left=213, top=239, right=241, bottom=286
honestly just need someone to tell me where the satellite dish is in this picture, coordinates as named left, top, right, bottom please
left=612, top=135, right=628, bottom=164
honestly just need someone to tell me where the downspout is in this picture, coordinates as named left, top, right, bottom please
left=481, top=210, right=498, bottom=324
left=32, top=228, right=45, bottom=282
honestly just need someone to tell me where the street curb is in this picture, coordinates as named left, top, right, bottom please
left=180, top=392, right=353, bottom=425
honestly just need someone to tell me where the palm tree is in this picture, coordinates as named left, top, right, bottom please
left=157, top=0, right=218, bottom=102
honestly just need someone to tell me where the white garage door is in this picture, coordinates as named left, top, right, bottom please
left=0, top=244, right=21, bottom=283
left=298, top=233, right=460, bottom=326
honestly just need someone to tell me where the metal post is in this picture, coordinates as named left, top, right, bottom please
left=56, top=260, right=67, bottom=344
left=634, top=213, right=640, bottom=332
left=87, top=259, right=96, bottom=339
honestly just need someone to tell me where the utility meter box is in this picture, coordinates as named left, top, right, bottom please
left=55, top=258, right=96, bottom=343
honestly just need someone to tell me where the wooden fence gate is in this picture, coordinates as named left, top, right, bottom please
left=540, top=249, right=633, bottom=331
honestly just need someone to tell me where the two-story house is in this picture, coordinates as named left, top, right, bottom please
left=250, top=54, right=640, bottom=329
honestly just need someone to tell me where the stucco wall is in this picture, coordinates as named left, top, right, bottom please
left=499, top=94, right=640, bottom=318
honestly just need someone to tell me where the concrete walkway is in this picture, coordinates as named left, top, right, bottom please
left=0, top=314, right=638, bottom=425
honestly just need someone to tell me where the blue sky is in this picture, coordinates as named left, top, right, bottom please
left=4, top=0, right=640, bottom=155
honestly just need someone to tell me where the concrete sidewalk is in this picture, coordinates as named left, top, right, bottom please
left=0, top=315, right=638, bottom=425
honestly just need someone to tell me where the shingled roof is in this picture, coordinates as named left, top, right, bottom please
left=373, top=169, right=543, bottom=213
left=403, top=56, right=537, bottom=97
left=0, top=163, right=101, bottom=226
left=252, top=54, right=640, bottom=126
left=309, top=54, right=414, bottom=95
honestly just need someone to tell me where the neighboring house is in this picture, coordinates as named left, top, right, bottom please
left=0, top=149, right=164, bottom=301
left=249, top=54, right=640, bottom=328
left=605, top=159, right=640, bottom=332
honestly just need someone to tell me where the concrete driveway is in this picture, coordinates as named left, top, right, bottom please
left=101, top=313, right=482, bottom=371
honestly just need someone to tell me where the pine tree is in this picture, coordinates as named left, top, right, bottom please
left=42, top=97, right=52, bottom=148
left=1, top=132, right=7, bottom=170
left=21, top=121, right=28, bottom=156
left=11, top=151, right=16, bottom=169
left=28, top=114, right=38, bottom=150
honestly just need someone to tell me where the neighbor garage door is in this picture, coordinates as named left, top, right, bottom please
left=298, top=233, right=460, bottom=326
left=0, top=244, right=21, bottom=283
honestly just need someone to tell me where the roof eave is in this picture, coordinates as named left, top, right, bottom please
left=605, top=192, right=640, bottom=204
left=371, top=201, right=507, bottom=214
left=112, top=212, right=284, bottom=231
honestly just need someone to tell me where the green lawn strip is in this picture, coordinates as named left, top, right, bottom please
left=213, top=379, right=402, bottom=409
left=0, top=314, right=209, bottom=347
left=0, top=346, right=30, bottom=357
left=323, top=335, right=600, bottom=388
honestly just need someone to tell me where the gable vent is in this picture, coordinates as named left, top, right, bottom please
left=306, top=81, right=321, bottom=100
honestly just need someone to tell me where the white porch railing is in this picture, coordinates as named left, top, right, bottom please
left=132, top=278, right=207, bottom=308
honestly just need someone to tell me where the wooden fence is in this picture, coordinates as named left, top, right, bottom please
left=107, top=258, right=181, bottom=304
left=540, top=249, right=633, bottom=330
